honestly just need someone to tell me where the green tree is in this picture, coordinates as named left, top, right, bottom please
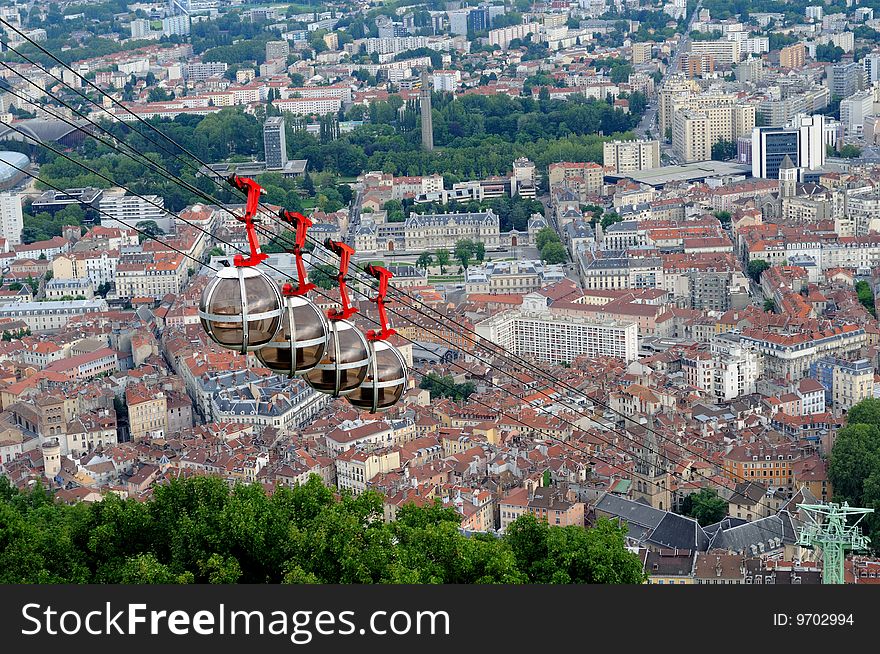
left=475, top=241, right=486, bottom=263
left=435, top=249, right=451, bottom=274
left=535, top=227, right=560, bottom=251
left=541, top=241, right=567, bottom=264
left=711, top=139, right=737, bottom=161
left=747, top=259, right=769, bottom=282
left=680, top=489, right=727, bottom=526
left=416, top=252, right=433, bottom=270
left=839, top=144, right=862, bottom=159
left=763, top=298, right=776, bottom=312
left=856, top=280, right=876, bottom=317
left=600, top=211, right=621, bottom=229
left=135, top=220, right=164, bottom=243
left=454, top=239, right=476, bottom=269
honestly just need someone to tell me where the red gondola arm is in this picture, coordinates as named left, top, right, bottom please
left=279, top=209, right=315, bottom=297
left=228, top=174, right=268, bottom=267
left=365, top=264, right=396, bottom=342
left=325, top=238, right=358, bottom=321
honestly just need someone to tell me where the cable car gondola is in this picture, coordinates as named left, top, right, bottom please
left=303, top=239, right=373, bottom=397
left=347, top=264, right=408, bottom=413
left=199, top=175, right=283, bottom=353
left=255, top=210, right=329, bottom=376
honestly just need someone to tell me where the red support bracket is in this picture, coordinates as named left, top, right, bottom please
left=278, top=209, right=316, bottom=297
left=228, top=174, right=268, bottom=267
left=365, top=263, right=396, bottom=342
left=324, top=238, right=358, bottom=321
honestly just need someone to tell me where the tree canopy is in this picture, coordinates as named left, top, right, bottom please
left=829, top=398, right=880, bottom=551
left=0, top=475, right=645, bottom=584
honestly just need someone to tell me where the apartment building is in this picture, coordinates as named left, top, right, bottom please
left=115, top=253, right=188, bottom=299
left=335, top=447, right=400, bottom=495
left=183, top=61, right=227, bottom=81
left=840, top=90, right=873, bottom=136
left=52, top=249, right=119, bottom=286
left=489, top=23, right=540, bottom=49
left=810, top=357, right=874, bottom=412
left=548, top=162, right=604, bottom=198
left=99, top=193, right=170, bottom=231
left=723, top=443, right=806, bottom=497
left=271, top=96, right=342, bottom=115
left=44, top=348, right=119, bottom=381
left=603, top=139, right=660, bottom=173
left=739, top=325, right=866, bottom=381
left=673, top=103, right=755, bottom=163
left=710, top=334, right=763, bottom=401
left=779, top=43, right=805, bottom=69
left=0, top=299, right=108, bottom=331
left=475, top=293, right=639, bottom=363
left=127, top=385, right=168, bottom=442
left=579, top=251, right=665, bottom=290
left=631, top=41, right=652, bottom=64
left=690, top=39, right=742, bottom=65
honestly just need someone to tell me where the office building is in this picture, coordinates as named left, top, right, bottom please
left=751, top=126, right=799, bottom=180
left=475, top=293, right=639, bottom=363
left=0, top=192, right=22, bottom=246
left=795, top=113, right=826, bottom=171
left=263, top=116, right=287, bottom=170
left=466, top=7, right=490, bottom=33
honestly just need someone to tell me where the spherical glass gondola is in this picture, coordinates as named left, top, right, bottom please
left=198, top=266, right=283, bottom=353
left=303, top=319, right=373, bottom=397
left=347, top=340, right=408, bottom=413
left=255, top=294, right=329, bottom=376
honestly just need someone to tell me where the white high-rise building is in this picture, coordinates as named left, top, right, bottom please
left=603, top=139, right=661, bottom=173
left=840, top=90, right=874, bottom=136
left=864, top=53, right=880, bottom=84
left=162, top=15, right=190, bottom=37
left=0, top=193, right=22, bottom=246
left=129, top=19, right=151, bottom=39
left=794, top=113, right=826, bottom=171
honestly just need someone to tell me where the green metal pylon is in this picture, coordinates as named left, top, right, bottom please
left=796, top=501, right=874, bottom=585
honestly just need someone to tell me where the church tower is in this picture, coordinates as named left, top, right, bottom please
left=778, top=153, right=798, bottom=199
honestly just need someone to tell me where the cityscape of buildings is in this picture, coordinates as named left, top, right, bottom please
left=0, top=0, right=879, bottom=584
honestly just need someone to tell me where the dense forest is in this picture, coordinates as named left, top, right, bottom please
left=0, top=475, right=646, bottom=584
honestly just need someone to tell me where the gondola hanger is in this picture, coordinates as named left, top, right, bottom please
left=303, top=238, right=373, bottom=397
left=256, top=209, right=330, bottom=376
left=347, top=264, right=409, bottom=413
left=199, top=175, right=283, bottom=354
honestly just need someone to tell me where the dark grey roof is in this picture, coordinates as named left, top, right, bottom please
left=646, top=512, right=709, bottom=551
left=708, top=512, right=797, bottom=554
left=595, top=493, right=666, bottom=529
